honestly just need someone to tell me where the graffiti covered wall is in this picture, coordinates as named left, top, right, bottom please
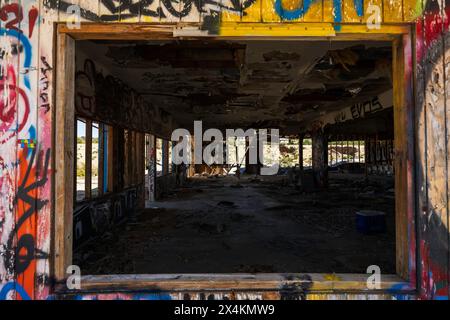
left=0, top=0, right=448, bottom=300
left=414, top=0, right=450, bottom=300
left=0, top=1, right=50, bottom=300
left=42, top=0, right=420, bottom=31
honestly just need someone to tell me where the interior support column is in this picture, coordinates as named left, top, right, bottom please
left=312, top=128, right=328, bottom=189
left=256, top=131, right=262, bottom=175
left=162, top=139, right=169, bottom=175
left=107, top=126, right=114, bottom=193
left=245, top=131, right=261, bottom=175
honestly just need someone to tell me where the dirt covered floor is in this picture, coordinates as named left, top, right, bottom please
left=74, top=173, right=395, bottom=275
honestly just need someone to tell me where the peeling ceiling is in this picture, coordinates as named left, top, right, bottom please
left=76, top=40, right=392, bottom=134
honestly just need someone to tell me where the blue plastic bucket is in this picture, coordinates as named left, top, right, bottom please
left=356, top=210, right=386, bottom=234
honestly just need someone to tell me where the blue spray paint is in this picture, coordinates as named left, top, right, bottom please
left=333, top=0, right=343, bottom=30
left=28, top=126, right=36, bottom=140
left=26, top=126, right=36, bottom=157
left=134, top=293, right=173, bottom=300
left=274, top=0, right=314, bottom=20
left=0, top=282, right=32, bottom=300
left=388, top=283, right=413, bottom=300
left=0, top=28, right=33, bottom=90
left=274, top=0, right=364, bottom=31
left=353, top=0, right=364, bottom=16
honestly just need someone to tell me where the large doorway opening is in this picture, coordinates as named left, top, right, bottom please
left=71, top=39, right=397, bottom=275
left=54, top=25, right=415, bottom=292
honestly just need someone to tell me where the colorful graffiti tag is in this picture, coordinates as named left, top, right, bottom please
left=73, top=187, right=139, bottom=248
left=46, top=0, right=257, bottom=21
left=0, top=2, right=51, bottom=300
left=43, top=0, right=421, bottom=33
left=274, top=0, right=363, bottom=30
left=414, top=0, right=450, bottom=300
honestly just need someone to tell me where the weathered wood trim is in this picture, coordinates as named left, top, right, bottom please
left=54, top=33, right=76, bottom=281
left=414, top=16, right=429, bottom=296
left=52, top=25, right=417, bottom=290
left=393, top=38, right=407, bottom=279
left=58, top=23, right=177, bottom=40
left=393, top=32, right=416, bottom=282
left=54, top=273, right=414, bottom=293
left=57, top=22, right=410, bottom=41
left=403, top=31, right=418, bottom=289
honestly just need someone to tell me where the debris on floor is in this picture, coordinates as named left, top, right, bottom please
left=74, top=173, right=395, bottom=275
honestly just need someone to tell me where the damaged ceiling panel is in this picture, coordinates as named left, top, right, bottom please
left=77, top=40, right=393, bottom=134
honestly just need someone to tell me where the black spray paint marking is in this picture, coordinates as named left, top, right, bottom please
left=3, top=148, right=50, bottom=274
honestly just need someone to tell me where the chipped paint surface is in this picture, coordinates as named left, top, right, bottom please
left=0, top=0, right=448, bottom=300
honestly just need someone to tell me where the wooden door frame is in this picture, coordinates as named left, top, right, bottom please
left=53, top=22, right=417, bottom=295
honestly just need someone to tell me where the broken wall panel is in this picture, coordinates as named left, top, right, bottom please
left=393, top=34, right=416, bottom=282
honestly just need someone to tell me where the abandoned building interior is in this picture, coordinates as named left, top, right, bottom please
left=71, top=40, right=397, bottom=276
